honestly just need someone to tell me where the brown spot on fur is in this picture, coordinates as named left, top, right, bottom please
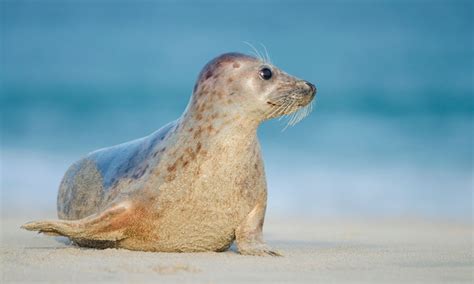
left=188, top=127, right=194, bottom=132
left=196, top=142, right=202, bottom=154
left=193, top=127, right=203, bottom=139
left=226, top=99, right=232, bottom=104
left=183, top=160, right=189, bottom=168
left=196, top=113, right=203, bottom=120
left=167, top=163, right=177, bottom=172
left=254, top=163, right=261, bottom=175
left=186, top=147, right=197, bottom=160
left=233, top=62, right=240, bottom=68
left=227, top=77, right=233, bottom=83
left=206, top=124, right=214, bottom=133
left=211, top=113, right=218, bottom=119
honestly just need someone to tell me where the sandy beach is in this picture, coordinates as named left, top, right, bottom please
left=1, top=213, right=472, bottom=283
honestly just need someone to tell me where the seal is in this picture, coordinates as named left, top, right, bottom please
left=22, top=52, right=317, bottom=255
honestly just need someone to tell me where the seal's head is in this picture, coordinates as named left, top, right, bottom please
left=189, top=52, right=316, bottom=127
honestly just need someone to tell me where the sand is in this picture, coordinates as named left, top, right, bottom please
left=1, top=214, right=472, bottom=283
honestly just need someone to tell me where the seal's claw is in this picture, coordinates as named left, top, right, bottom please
left=261, top=248, right=283, bottom=257
left=238, top=243, right=283, bottom=257
left=267, top=249, right=283, bottom=257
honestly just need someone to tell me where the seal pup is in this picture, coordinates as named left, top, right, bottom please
left=22, top=52, right=317, bottom=255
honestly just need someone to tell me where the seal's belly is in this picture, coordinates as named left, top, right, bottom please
left=120, top=206, right=246, bottom=252
left=153, top=193, right=253, bottom=252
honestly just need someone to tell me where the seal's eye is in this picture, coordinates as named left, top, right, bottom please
left=259, top=67, right=272, bottom=80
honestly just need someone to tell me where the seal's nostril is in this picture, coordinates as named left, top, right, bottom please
left=304, top=81, right=316, bottom=94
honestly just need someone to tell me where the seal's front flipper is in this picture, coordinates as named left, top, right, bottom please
left=21, top=202, right=132, bottom=244
left=235, top=203, right=282, bottom=256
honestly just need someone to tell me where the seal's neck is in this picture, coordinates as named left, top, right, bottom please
left=178, top=104, right=259, bottom=149
left=172, top=88, right=264, bottom=155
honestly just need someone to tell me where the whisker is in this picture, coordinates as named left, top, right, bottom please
left=288, top=107, right=300, bottom=125
left=272, top=101, right=289, bottom=119
left=281, top=106, right=295, bottom=132
left=264, top=97, right=286, bottom=118
left=243, top=41, right=264, bottom=62
left=265, top=105, right=279, bottom=119
left=264, top=100, right=285, bottom=120
left=278, top=101, right=295, bottom=125
left=259, top=43, right=271, bottom=64
left=278, top=101, right=293, bottom=121
left=284, top=112, right=299, bottom=130
left=282, top=100, right=314, bottom=131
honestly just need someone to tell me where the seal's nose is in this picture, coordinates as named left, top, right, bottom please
left=304, top=81, right=317, bottom=95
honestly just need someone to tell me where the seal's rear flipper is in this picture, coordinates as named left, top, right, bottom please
left=21, top=202, right=132, bottom=243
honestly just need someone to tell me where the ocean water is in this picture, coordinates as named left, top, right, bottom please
left=1, top=0, right=472, bottom=221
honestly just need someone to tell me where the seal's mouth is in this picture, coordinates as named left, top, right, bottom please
left=264, top=81, right=316, bottom=128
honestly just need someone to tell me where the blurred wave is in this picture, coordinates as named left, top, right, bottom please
left=1, top=0, right=472, bottom=221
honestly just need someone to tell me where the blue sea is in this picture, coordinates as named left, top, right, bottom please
left=1, top=0, right=472, bottom=221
